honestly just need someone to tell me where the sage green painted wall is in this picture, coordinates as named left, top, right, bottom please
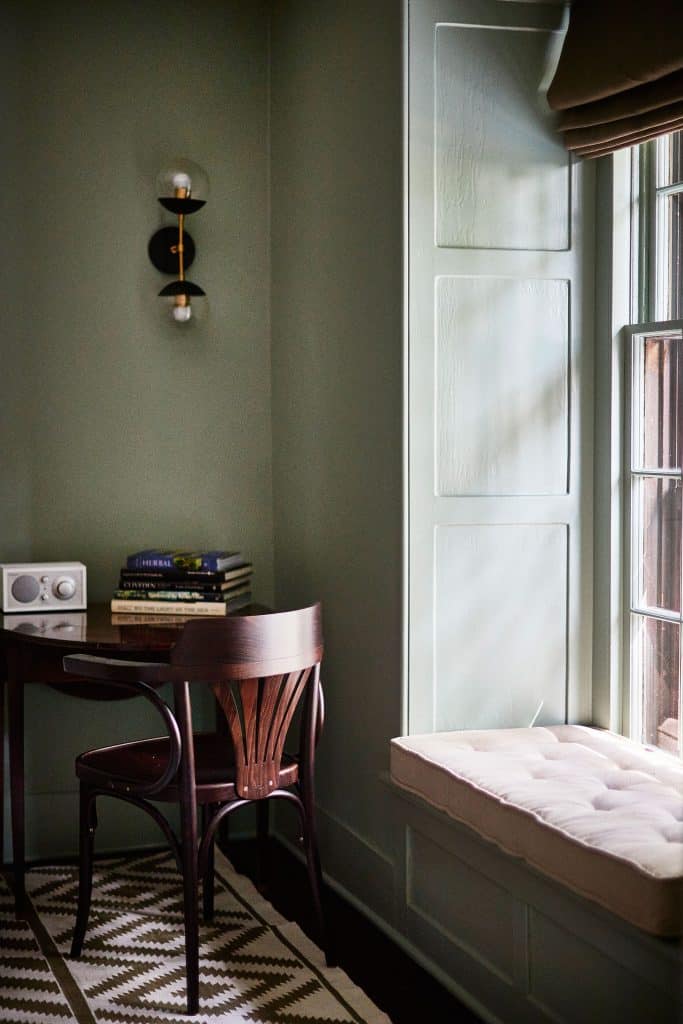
left=2, top=0, right=272, bottom=858
left=269, top=0, right=403, bottom=897
left=0, top=11, right=32, bottom=562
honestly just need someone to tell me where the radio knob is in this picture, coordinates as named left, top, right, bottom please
left=53, top=577, right=76, bottom=600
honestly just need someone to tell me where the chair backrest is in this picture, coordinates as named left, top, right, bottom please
left=171, top=604, right=323, bottom=799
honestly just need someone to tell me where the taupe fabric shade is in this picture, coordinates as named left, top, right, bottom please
left=547, top=0, right=683, bottom=159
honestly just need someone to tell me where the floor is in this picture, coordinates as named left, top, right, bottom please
left=225, top=836, right=483, bottom=1024
left=5, top=836, right=483, bottom=1023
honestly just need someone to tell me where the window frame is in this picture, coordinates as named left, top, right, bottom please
left=623, top=319, right=683, bottom=756
left=637, top=134, right=683, bottom=324
left=618, top=129, right=683, bottom=756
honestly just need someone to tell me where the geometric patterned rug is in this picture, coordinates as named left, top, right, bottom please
left=0, top=849, right=390, bottom=1023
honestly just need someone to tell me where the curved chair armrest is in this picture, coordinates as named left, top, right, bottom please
left=73, top=673, right=182, bottom=797
left=63, top=653, right=170, bottom=685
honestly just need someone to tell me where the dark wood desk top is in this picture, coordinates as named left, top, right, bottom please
left=0, top=603, right=267, bottom=652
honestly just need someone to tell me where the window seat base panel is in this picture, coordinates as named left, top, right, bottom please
left=390, top=725, right=683, bottom=936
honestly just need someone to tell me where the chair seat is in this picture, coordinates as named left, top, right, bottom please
left=76, top=732, right=299, bottom=800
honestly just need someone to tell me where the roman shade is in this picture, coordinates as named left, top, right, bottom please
left=548, top=0, right=683, bottom=159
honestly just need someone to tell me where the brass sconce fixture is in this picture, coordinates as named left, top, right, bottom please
left=148, top=160, right=208, bottom=322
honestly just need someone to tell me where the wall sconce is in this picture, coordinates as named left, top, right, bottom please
left=148, top=160, right=209, bottom=322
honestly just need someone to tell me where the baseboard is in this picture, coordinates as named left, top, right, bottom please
left=273, top=801, right=395, bottom=924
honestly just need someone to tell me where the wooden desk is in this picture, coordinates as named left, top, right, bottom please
left=0, top=603, right=262, bottom=909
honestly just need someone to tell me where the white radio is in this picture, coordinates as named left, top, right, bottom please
left=1, top=562, right=87, bottom=613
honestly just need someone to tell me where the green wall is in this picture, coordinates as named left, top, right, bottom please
left=1, top=0, right=272, bottom=858
left=269, top=0, right=403, bottom=915
left=1, top=0, right=403, bottom=879
left=0, top=10, right=32, bottom=562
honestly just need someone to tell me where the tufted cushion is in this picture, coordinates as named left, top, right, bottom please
left=390, top=725, right=683, bottom=936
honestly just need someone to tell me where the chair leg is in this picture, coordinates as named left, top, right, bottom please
left=256, top=799, right=269, bottom=894
left=300, top=675, right=334, bottom=966
left=179, top=809, right=199, bottom=1014
left=176, top=678, right=200, bottom=1016
left=301, top=802, right=334, bottom=966
left=202, top=804, right=215, bottom=923
left=71, top=786, right=97, bottom=958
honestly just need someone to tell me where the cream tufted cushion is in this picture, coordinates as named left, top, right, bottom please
left=390, top=725, right=683, bottom=936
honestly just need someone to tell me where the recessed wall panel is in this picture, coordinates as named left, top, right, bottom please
left=435, top=524, right=567, bottom=730
left=407, top=827, right=515, bottom=980
left=435, top=24, right=569, bottom=251
left=436, top=276, right=569, bottom=496
left=528, top=910, right=673, bottom=1022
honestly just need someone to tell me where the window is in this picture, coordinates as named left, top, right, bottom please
left=628, top=131, right=683, bottom=757
left=639, top=132, right=683, bottom=322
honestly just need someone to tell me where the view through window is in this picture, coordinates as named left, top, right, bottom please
left=629, top=131, right=683, bottom=756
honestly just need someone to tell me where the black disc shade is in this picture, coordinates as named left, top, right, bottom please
left=148, top=227, right=196, bottom=274
left=158, top=279, right=206, bottom=297
left=158, top=197, right=206, bottom=215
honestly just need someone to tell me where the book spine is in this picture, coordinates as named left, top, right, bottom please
left=110, top=599, right=252, bottom=623
left=110, top=599, right=228, bottom=616
left=119, top=569, right=252, bottom=586
left=118, top=580, right=233, bottom=593
left=114, top=589, right=229, bottom=602
left=125, top=551, right=242, bottom=571
left=121, top=565, right=252, bottom=581
left=126, top=555, right=205, bottom=570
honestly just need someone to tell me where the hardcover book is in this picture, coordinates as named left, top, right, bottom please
left=119, top=564, right=252, bottom=585
left=110, top=593, right=252, bottom=616
left=125, top=549, right=244, bottom=572
left=113, top=584, right=251, bottom=603
left=110, top=603, right=252, bottom=625
left=117, top=579, right=245, bottom=594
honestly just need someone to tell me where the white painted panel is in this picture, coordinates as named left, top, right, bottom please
left=435, top=24, right=569, bottom=251
left=436, top=276, right=569, bottom=496
left=408, top=0, right=595, bottom=736
left=435, top=524, right=567, bottom=730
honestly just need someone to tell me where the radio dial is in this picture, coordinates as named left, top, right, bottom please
left=53, top=577, right=76, bottom=600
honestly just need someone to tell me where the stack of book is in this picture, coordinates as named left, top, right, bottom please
left=110, top=549, right=253, bottom=617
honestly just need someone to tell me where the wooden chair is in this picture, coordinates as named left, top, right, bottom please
left=62, top=603, right=330, bottom=1016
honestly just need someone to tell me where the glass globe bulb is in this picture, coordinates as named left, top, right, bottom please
left=157, top=160, right=210, bottom=203
left=171, top=172, right=192, bottom=194
left=172, top=303, right=192, bottom=322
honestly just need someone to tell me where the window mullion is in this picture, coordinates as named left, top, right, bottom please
left=655, top=181, right=683, bottom=198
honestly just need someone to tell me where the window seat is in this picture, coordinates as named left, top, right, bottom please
left=390, top=725, right=683, bottom=937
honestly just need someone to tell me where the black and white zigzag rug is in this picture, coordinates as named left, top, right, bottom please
left=0, top=849, right=390, bottom=1024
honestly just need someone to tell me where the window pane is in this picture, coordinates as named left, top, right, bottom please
left=637, top=336, right=683, bottom=470
left=657, top=130, right=683, bottom=188
left=634, top=476, right=682, bottom=613
left=657, top=193, right=683, bottom=320
left=633, top=615, right=680, bottom=753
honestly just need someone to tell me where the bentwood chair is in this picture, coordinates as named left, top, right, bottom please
left=62, top=604, right=329, bottom=1016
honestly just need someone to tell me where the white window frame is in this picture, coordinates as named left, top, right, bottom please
left=634, top=134, right=683, bottom=321
left=618, top=130, right=683, bottom=756
left=624, top=320, right=683, bottom=756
